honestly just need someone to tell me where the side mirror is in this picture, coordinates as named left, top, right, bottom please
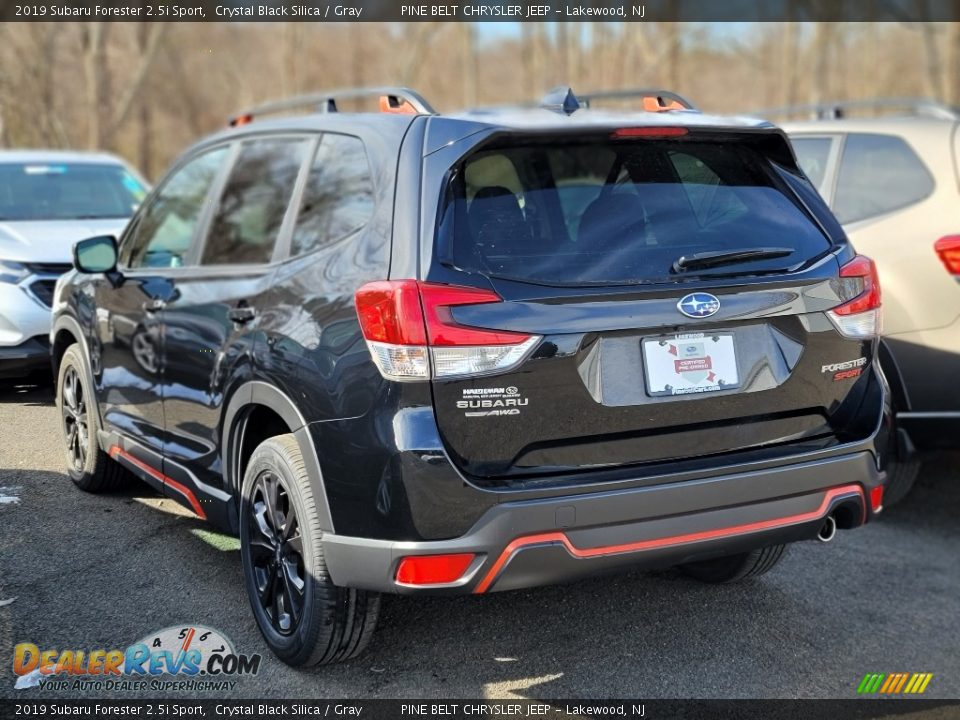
left=73, top=235, right=118, bottom=274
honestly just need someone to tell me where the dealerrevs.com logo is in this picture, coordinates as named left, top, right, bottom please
left=13, top=625, right=262, bottom=692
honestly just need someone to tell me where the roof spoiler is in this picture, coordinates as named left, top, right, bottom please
left=228, top=87, right=436, bottom=127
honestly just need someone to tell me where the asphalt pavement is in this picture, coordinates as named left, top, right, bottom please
left=1, top=378, right=958, bottom=700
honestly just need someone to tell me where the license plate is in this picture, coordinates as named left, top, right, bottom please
left=642, top=332, right=740, bottom=397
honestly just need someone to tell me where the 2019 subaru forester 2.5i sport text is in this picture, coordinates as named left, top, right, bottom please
left=51, top=87, right=889, bottom=666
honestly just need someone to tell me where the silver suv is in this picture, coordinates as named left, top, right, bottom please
left=779, top=100, right=960, bottom=503
left=0, top=151, right=146, bottom=380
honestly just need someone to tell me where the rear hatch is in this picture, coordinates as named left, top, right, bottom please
left=423, top=126, right=883, bottom=487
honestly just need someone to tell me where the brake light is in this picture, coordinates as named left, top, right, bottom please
left=395, top=553, right=476, bottom=586
left=827, top=255, right=881, bottom=339
left=354, top=280, right=539, bottom=381
left=934, top=236, right=960, bottom=275
left=611, top=127, right=689, bottom=139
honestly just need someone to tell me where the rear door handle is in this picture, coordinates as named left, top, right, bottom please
left=142, top=299, right=166, bottom=313
left=228, top=306, right=257, bottom=324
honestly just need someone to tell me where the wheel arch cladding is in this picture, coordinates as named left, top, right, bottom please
left=223, top=380, right=335, bottom=533
left=878, top=338, right=911, bottom=412
left=51, top=327, right=77, bottom=376
left=52, top=314, right=90, bottom=376
left=52, top=315, right=104, bottom=429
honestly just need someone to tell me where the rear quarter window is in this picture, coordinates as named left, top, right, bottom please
left=833, top=133, right=934, bottom=224
left=290, top=134, right=375, bottom=257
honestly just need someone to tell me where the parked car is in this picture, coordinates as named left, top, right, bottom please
left=779, top=99, right=960, bottom=504
left=0, top=151, right=147, bottom=380
left=51, top=87, right=889, bottom=667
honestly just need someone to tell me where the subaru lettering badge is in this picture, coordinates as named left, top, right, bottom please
left=677, top=292, right=721, bottom=319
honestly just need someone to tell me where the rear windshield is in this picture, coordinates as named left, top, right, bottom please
left=0, top=163, right=146, bottom=221
left=438, top=137, right=830, bottom=285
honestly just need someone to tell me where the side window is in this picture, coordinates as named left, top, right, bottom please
left=833, top=133, right=934, bottom=224
left=124, top=147, right=228, bottom=269
left=790, top=136, right=833, bottom=192
left=202, top=138, right=310, bottom=266
left=290, top=134, right=375, bottom=257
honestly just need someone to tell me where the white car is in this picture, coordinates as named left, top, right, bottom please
left=0, top=150, right=147, bottom=380
left=779, top=99, right=960, bottom=503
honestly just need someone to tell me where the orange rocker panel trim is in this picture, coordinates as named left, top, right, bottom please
left=109, top=446, right=208, bottom=520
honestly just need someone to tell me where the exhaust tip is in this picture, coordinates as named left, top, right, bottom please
left=817, top=514, right=837, bottom=543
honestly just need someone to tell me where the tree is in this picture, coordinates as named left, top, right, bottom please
left=83, top=22, right=168, bottom=150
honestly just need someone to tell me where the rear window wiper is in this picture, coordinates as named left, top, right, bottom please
left=672, top=247, right=794, bottom=273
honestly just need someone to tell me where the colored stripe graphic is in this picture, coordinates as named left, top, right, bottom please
left=857, top=674, right=884, bottom=694
left=893, top=673, right=909, bottom=693
left=857, top=672, right=932, bottom=694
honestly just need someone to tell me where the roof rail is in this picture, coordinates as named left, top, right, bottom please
left=576, top=88, right=699, bottom=112
left=229, top=87, right=436, bottom=127
left=752, top=97, right=960, bottom=122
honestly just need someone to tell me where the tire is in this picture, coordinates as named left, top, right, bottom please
left=56, top=344, right=128, bottom=493
left=678, top=544, right=788, bottom=584
left=883, top=454, right=921, bottom=507
left=239, top=434, right=380, bottom=666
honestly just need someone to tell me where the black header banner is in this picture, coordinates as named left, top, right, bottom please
left=1, top=700, right=959, bottom=719
left=4, top=0, right=960, bottom=22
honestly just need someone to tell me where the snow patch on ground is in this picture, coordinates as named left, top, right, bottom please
left=0, top=487, right=21, bottom=505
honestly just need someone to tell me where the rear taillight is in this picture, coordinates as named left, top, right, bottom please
left=354, top=280, right=539, bottom=381
left=934, top=236, right=960, bottom=276
left=827, top=255, right=881, bottom=339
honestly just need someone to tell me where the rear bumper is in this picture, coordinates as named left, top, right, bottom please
left=322, top=450, right=883, bottom=594
left=0, top=336, right=50, bottom=379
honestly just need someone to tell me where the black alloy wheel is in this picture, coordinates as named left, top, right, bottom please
left=61, top=364, right=88, bottom=472
left=239, top=434, right=380, bottom=666
left=247, top=469, right=306, bottom=635
left=56, top=344, right=128, bottom=492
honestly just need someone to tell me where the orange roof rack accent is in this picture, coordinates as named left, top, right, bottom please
left=642, top=95, right=689, bottom=112
left=379, top=95, right=419, bottom=115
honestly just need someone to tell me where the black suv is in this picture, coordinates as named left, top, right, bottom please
left=52, top=87, right=889, bottom=666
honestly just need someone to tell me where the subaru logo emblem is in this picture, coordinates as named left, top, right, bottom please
left=677, top=292, right=721, bottom=319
